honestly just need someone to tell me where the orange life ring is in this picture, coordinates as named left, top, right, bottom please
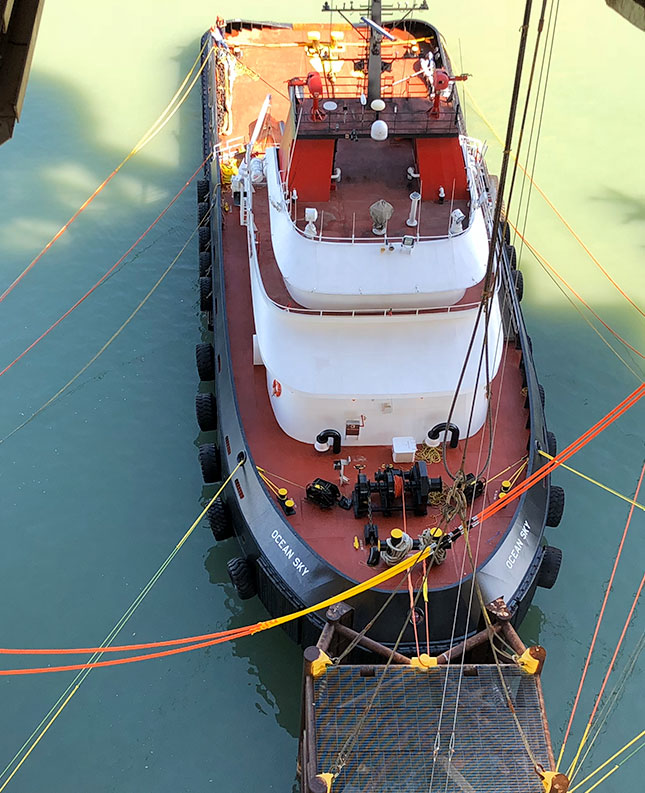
left=272, top=379, right=282, bottom=397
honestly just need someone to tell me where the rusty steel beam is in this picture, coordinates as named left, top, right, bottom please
left=334, top=622, right=411, bottom=664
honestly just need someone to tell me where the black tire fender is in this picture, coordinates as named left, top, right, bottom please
left=546, top=485, right=565, bottom=527
left=537, top=546, right=562, bottom=589
left=198, top=225, right=210, bottom=252
left=196, top=392, right=217, bottom=432
left=199, top=276, right=212, bottom=312
left=199, top=251, right=211, bottom=278
left=513, top=269, right=524, bottom=302
left=198, top=201, right=209, bottom=224
left=197, top=178, right=209, bottom=203
left=207, top=499, right=234, bottom=541
left=227, top=557, right=257, bottom=600
left=505, top=243, right=517, bottom=270
left=196, top=343, right=215, bottom=381
left=198, top=443, right=221, bottom=483
left=546, top=430, right=557, bottom=458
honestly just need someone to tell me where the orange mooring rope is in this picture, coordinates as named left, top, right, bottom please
left=0, top=384, right=643, bottom=675
left=0, top=41, right=211, bottom=305
left=557, top=460, right=645, bottom=770
left=514, top=229, right=644, bottom=362
left=0, top=157, right=209, bottom=380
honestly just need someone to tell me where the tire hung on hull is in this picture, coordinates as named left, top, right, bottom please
left=546, top=485, right=565, bottom=527
left=208, top=499, right=234, bottom=541
left=537, top=546, right=562, bottom=589
left=198, top=443, right=221, bottom=483
left=196, top=392, right=217, bottom=431
left=196, top=343, right=215, bottom=381
left=227, top=557, right=256, bottom=600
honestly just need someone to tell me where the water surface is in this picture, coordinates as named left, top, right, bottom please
left=0, top=1, right=643, bottom=791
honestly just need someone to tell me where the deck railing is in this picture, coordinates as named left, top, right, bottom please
left=243, top=158, right=496, bottom=319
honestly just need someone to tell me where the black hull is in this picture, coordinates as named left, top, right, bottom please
left=196, top=25, right=561, bottom=654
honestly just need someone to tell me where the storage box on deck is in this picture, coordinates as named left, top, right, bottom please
left=392, top=437, right=417, bottom=463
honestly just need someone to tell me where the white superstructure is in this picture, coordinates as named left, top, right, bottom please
left=241, top=142, right=501, bottom=447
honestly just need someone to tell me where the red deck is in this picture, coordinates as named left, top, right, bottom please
left=217, top=22, right=530, bottom=591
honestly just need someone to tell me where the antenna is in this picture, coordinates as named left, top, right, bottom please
left=360, top=16, right=396, bottom=40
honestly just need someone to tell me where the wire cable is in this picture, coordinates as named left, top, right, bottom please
left=556, top=461, right=645, bottom=772
left=0, top=42, right=212, bottom=304
left=0, top=157, right=211, bottom=381
left=0, top=460, right=243, bottom=790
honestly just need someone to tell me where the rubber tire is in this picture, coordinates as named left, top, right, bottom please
left=538, top=383, right=545, bottom=409
left=198, top=201, right=209, bottom=224
left=196, top=392, right=217, bottom=432
left=207, top=499, right=234, bottom=541
left=199, top=276, right=212, bottom=312
left=546, top=430, right=557, bottom=457
left=546, top=485, right=565, bottom=527
left=199, top=251, right=211, bottom=277
left=505, top=243, right=517, bottom=270
left=197, top=178, right=209, bottom=203
left=198, top=225, right=210, bottom=252
left=537, top=546, right=562, bottom=589
left=227, top=557, right=256, bottom=600
left=196, top=342, right=215, bottom=381
left=513, top=269, right=524, bottom=302
left=198, top=443, right=221, bottom=483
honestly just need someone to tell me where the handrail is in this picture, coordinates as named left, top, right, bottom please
left=277, top=178, right=458, bottom=244
left=244, top=171, right=489, bottom=319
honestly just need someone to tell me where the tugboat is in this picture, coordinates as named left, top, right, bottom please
left=195, top=4, right=565, bottom=654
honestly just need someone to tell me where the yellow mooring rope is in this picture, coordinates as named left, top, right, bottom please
left=538, top=451, right=645, bottom=514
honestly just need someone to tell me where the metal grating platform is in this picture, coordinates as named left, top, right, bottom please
left=314, top=665, right=550, bottom=793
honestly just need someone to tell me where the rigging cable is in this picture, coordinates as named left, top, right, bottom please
left=0, top=460, right=244, bottom=792
left=570, top=632, right=645, bottom=785
left=567, top=728, right=645, bottom=793
left=515, top=228, right=645, bottom=361
left=513, top=0, right=559, bottom=269
left=538, top=451, right=645, bottom=514
left=523, top=242, right=643, bottom=380
left=563, top=489, right=645, bottom=779
left=0, top=384, right=643, bottom=663
left=0, top=155, right=217, bottom=381
left=0, top=210, right=212, bottom=446
left=0, top=42, right=214, bottom=304
left=464, top=73, right=645, bottom=319
left=441, top=0, right=534, bottom=482
left=557, top=461, right=645, bottom=774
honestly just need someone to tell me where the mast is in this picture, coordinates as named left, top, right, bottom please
left=322, top=0, right=429, bottom=103
left=366, top=0, right=382, bottom=103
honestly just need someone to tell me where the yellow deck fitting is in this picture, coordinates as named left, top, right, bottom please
left=315, top=772, right=334, bottom=792
left=410, top=653, right=438, bottom=670
left=537, top=769, right=570, bottom=792
left=516, top=646, right=546, bottom=675
left=310, top=650, right=332, bottom=678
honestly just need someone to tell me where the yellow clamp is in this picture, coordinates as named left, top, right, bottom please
left=515, top=646, right=546, bottom=675
left=410, top=653, right=438, bottom=670
left=537, top=769, right=570, bottom=792
left=311, top=651, right=332, bottom=678
left=315, top=772, right=334, bottom=792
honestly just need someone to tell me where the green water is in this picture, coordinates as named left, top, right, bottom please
left=0, top=1, right=643, bottom=791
